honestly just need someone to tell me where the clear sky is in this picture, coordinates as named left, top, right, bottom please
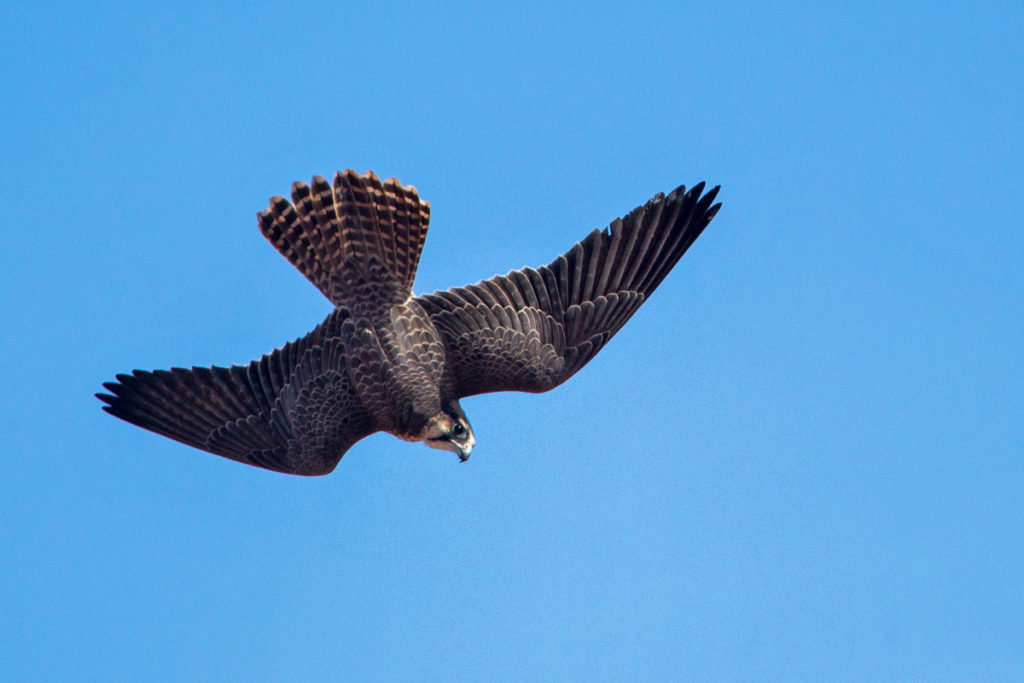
left=2, top=1, right=1022, bottom=680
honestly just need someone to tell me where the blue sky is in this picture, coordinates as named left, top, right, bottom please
left=2, top=1, right=1022, bottom=679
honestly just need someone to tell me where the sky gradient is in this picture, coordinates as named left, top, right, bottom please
left=2, top=1, right=1022, bottom=680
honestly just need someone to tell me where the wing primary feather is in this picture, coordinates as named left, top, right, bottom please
left=567, top=242, right=586, bottom=306
left=632, top=187, right=687, bottom=295
left=594, top=218, right=624, bottom=298
left=618, top=195, right=666, bottom=294
left=606, top=210, right=642, bottom=293
left=414, top=180, right=721, bottom=399
left=579, top=229, right=605, bottom=304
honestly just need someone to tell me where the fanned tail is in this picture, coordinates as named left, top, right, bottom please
left=258, top=170, right=431, bottom=306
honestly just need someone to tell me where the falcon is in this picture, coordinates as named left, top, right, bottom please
left=98, top=170, right=721, bottom=475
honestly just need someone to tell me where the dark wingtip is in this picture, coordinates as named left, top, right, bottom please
left=99, top=402, right=133, bottom=422
left=691, top=184, right=722, bottom=223
left=100, top=380, right=122, bottom=393
left=667, top=184, right=688, bottom=202
left=101, top=400, right=129, bottom=416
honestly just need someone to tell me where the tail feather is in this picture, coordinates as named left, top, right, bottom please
left=259, top=170, right=430, bottom=306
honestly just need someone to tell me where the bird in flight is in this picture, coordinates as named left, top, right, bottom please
left=98, top=170, right=720, bottom=475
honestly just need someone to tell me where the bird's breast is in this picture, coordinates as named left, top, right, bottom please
left=342, top=303, right=448, bottom=437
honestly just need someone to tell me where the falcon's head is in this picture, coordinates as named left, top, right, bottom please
left=421, top=401, right=475, bottom=462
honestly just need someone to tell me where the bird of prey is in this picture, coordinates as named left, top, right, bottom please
left=98, top=170, right=720, bottom=475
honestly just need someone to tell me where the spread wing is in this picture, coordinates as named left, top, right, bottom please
left=416, top=183, right=720, bottom=398
left=97, top=309, right=375, bottom=475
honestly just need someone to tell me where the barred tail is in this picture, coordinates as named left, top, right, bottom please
left=258, top=170, right=431, bottom=305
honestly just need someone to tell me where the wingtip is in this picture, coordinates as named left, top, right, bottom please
left=667, top=184, right=688, bottom=202
left=99, top=380, right=122, bottom=394
left=678, top=182, right=706, bottom=206
left=701, top=184, right=721, bottom=207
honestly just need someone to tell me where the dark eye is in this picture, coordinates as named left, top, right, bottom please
left=451, top=422, right=466, bottom=438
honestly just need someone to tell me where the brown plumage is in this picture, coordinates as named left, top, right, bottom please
left=98, top=170, right=721, bottom=475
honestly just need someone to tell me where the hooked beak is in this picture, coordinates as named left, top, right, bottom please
left=454, top=441, right=473, bottom=462
left=425, top=435, right=475, bottom=462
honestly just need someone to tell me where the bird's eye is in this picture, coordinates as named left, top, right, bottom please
left=451, top=422, right=466, bottom=438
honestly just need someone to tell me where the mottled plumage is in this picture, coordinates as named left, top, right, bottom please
left=98, top=170, right=721, bottom=475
